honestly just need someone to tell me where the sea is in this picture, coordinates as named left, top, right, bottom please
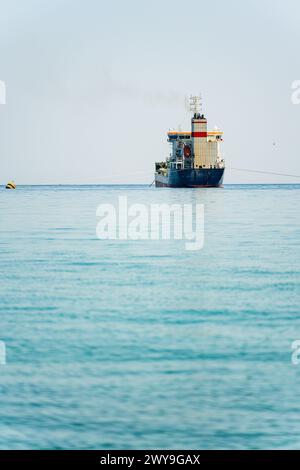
left=0, top=184, right=299, bottom=450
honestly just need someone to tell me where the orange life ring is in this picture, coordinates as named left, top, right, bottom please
left=183, top=145, right=191, bottom=158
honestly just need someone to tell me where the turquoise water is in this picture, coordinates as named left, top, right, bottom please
left=0, top=184, right=300, bottom=450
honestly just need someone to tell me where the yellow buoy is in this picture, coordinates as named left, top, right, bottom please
left=6, top=181, right=16, bottom=190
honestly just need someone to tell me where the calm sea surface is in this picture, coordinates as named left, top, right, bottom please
left=0, top=184, right=300, bottom=450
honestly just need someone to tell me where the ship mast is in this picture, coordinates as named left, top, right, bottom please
left=189, top=95, right=202, bottom=116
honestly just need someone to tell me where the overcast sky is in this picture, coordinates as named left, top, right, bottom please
left=0, top=0, right=299, bottom=184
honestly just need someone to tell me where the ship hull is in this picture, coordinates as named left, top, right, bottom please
left=155, top=168, right=224, bottom=188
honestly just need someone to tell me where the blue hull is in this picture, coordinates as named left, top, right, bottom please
left=155, top=168, right=225, bottom=188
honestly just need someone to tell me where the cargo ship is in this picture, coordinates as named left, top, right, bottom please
left=155, top=96, right=225, bottom=187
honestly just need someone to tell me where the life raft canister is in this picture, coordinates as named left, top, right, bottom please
left=183, top=145, right=191, bottom=158
left=6, top=181, right=16, bottom=190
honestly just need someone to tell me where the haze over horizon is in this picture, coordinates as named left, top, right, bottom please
left=0, top=0, right=300, bottom=184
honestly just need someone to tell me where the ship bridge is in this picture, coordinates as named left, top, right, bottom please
left=167, top=130, right=223, bottom=141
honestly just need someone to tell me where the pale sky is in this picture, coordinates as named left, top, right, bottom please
left=0, top=0, right=300, bottom=184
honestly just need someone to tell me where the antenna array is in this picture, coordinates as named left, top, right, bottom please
left=189, top=95, right=202, bottom=114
